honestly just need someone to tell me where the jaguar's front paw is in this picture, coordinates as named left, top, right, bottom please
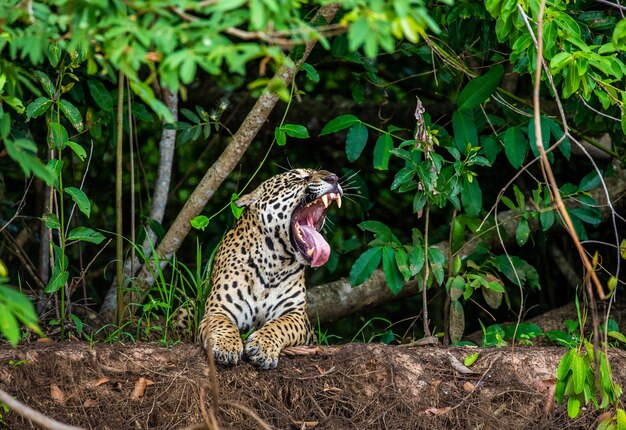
left=244, top=332, right=281, bottom=370
left=205, top=334, right=243, bottom=366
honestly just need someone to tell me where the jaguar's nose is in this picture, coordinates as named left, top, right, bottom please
left=323, top=174, right=339, bottom=185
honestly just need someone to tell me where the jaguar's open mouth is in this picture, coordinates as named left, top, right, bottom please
left=291, top=192, right=342, bottom=267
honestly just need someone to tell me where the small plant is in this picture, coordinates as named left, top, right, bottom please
left=554, top=298, right=624, bottom=422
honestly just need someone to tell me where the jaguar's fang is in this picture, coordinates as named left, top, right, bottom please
left=321, top=194, right=329, bottom=208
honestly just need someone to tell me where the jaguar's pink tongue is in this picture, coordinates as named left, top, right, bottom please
left=299, top=224, right=330, bottom=267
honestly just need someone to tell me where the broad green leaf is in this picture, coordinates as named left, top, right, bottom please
left=503, top=127, right=526, bottom=169
left=190, top=215, right=209, bottom=231
left=66, top=141, right=87, bottom=161
left=67, top=227, right=105, bottom=244
left=45, top=267, right=69, bottom=293
left=320, top=114, right=360, bottom=135
left=617, top=407, right=626, bottom=428
left=428, top=247, right=445, bottom=285
left=413, top=192, right=427, bottom=213
left=345, top=122, right=368, bottom=162
left=395, top=248, right=411, bottom=281
left=87, top=79, right=114, bottom=111
left=350, top=247, right=382, bottom=286
left=34, top=70, right=55, bottom=98
left=391, top=166, right=415, bottom=191
left=180, top=108, right=201, bottom=124
left=567, top=396, right=581, bottom=418
left=230, top=193, right=245, bottom=219
left=571, top=354, right=585, bottom=394
left=274, top=128, right=287, bottom=146
left=0, top=303, right=19, bottom=346
left=48, top=122, right=68, bottom=148
left=2, top=95, right=25, bottom=114
left=452, top=109, right=478, bottom=153
left=528, top=116, right=551, bottom=157
left=358, top=220, right=393, bottom=242
left=516, top=218, right=530, bottom=246
left=449, top=275, right=465, bottom=301
left=464, top=352, right=480, bottom=366
left=43, top=213, right=61, bottom=229
left=373, top=133, right=393, bottom=170
left=457, top=65, right=504, bottom=111
left=4, top=139, right=56, bottom=185
left=557, top=349, right=575, bottom=380
left=409, top=245, right=424, bottom=276
left=59, top=99, right=84, bottom=132
left=129, top=80, right=174, bottom=123
left=65, top=187, right=91, bottom=218
left=382, top=246, right=404, bottom=295
left=281, top=124, right=309, bottom=139
left=608, top=331, right=626, bottom=344
left=462, top=178, right=482, bottom=217
left=26, top=97, right=53, bottom=120
left=579, top=170, right=601, bottom=192
left=300, top=63, right=320, bottom=83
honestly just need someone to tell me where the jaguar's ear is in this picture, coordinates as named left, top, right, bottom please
left=234, top=189, right=259, bottom=208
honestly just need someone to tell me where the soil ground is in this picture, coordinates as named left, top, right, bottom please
left=2, top=342, right=625, bottom=430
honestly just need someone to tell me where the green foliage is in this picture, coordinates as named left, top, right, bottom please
left=0, top=279, right=41, bottom=347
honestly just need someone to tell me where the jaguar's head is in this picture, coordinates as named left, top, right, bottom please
left=235, top=168, right=343, bottom=267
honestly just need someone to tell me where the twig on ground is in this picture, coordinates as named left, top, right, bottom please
left=0, top=388, right=85, bottom=430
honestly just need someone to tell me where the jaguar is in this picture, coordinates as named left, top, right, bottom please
left=198, top=168, right=342, bottom=369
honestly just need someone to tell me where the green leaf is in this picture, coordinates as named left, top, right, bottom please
left=43, top=213, right=61, bottom=229
left=59, top=99, right=84, bottom=132
left=449, top=275, right=465, bottom=301
left=88, top=79, right=114, bottom=111
left=0, top=303, right=19, bottom=346
left=409, top=245, right=424, bottom=276
left=67, top=227, right=105, bottom=244
left=382, top=246, right=404, bottom=295
left=274, top=128, right=287, bottom=146
left=462, top=178, right=482, bottom=217
left=452, top=109, right=478, bottom=153
left=230, top=193, right=245, bottom=219
left=567, top=396, right=581, bottom=418
left=464, top=352, right=480, bottom=367
left=45, top=267, right=69, bottom=293
left=66, top=141, right=87, bottom=161
left=373, top=134, right=393, bottom=170
left=391, top=166, right=415, bottom=191
left=34, top=70, right=56, bottom=98
left=571, top=353, right=585, bottom=394
left=350, top=247, right=382, bottom=286
left=345, top=122, right=368, bottom=162
left=48, top=122, right=68, bottom=148
left=129, top=80, right=174, bottom=123
left=358, top=220, right=393, bottom=242
left=65, top=187, right=91, bottom=218
left=190, top=215, right=210, bottom=231
left=26, top=97, right=53, bottom=120
left=281, top=124, right=309, bottom=139
left=300, top=63, right=320, bottom=83
left=516, top=218, right=530, bottom=246
left=457, top=65, right=504, bottom=111
left=527, top=116, right=551, bottom=157
left=395, top=248, right=412, bottom=281
left=428, top=247, right=445, bottom=285
left=180, top=108, right=201, bottom=124
left=579, top=170, right=601, bottom=192
left=320, top=114, right=360, bottom=135
left=4, top=139, right=56, bottom=185
left=608, top=331, right=626, bottom=344
left=503, top=127, right=526, bottom=169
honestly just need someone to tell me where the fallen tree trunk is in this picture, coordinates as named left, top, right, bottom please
left=0, top=341, right=623, bottom=429
left=307, top=167, right=626, bottom=323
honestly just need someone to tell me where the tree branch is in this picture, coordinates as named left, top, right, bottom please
left=0, top=388, right=84, bottom=430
